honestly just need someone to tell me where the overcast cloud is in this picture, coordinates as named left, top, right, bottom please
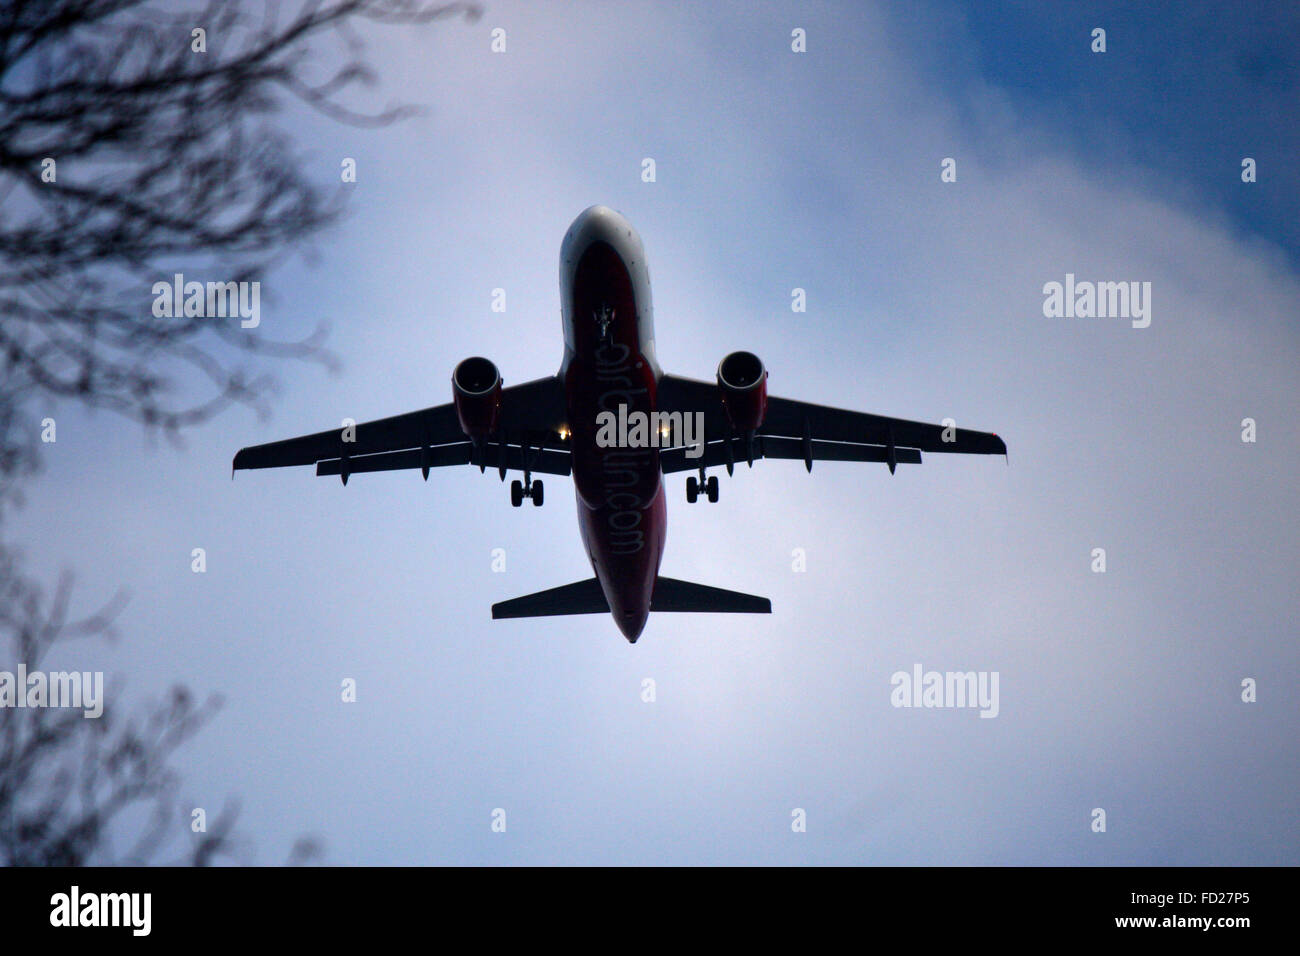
left=12, top=1, right=1298, bottom=864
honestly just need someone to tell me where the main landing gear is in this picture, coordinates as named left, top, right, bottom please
left=685, top=473, right=719, bottom=504
left=511, top=477, right=543, bottom=507
left=507, top=436, right=545, bottom=507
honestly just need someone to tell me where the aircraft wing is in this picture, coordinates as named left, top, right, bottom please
left=232, top=375, right=569, bottom=480
left=656, top=373, right=1005, bottom=473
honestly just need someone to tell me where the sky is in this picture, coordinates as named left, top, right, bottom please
left=10, top=0, right=1299, bottom=864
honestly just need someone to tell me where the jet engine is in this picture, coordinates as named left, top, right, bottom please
left=452, top=356, right=502, bottom=440
left=716, top=350, right=768, bottom=432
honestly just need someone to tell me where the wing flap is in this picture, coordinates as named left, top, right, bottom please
left=660, top=436, right=921, bottom=473
left=656, top=373, right=1006, bottom=457
left=233, top=404, right=460, bottom=471
left=315, top=443, right=572, bottom=478
left=760, top=435, right=922, bottom=465
left=762, top=395, right=1005, bottom=455
left=233, top=375, right=568, bottom=472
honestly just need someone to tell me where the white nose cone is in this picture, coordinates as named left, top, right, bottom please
left=560, top=205, right=638, bottom=270
left=558, top=205, right=656, bottom=371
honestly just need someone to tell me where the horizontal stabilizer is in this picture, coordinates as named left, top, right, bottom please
left=492, top=578, right=609, bottom=619
left=491, top=575, right=771, bottom=621
left=650, top=576, right=771, bottom=614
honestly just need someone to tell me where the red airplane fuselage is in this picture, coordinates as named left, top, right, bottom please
left=559, top=207, right=666, bottom=641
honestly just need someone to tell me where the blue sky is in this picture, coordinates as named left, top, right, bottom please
left=11, top=1, right=1298, bottom=864
left=896, top=1, right=1300, bottom=263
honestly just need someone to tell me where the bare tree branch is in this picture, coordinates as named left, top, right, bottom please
left=0, top=0, right=479, bottom=865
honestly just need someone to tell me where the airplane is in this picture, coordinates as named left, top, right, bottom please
left=233, top=205, right=1007, bottom=643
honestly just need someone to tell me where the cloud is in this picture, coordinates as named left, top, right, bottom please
left=13, top=0, right=1296, bottom=863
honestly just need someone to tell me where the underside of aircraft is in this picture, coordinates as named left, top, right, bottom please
left=234, top=206, right=1006, bottom=641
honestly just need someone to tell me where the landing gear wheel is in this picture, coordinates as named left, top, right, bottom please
left=531, top=480, right=544, bottom=507
left=510, top=480, right=524, bottom=507
left=706, top=475, right=719, bottom=503
left=686, top=476, right=698, bottom=503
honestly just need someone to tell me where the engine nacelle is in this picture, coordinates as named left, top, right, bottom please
left=716, top=350, right=768, bottom=432
left=452, top=356, right=502, bottom=440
